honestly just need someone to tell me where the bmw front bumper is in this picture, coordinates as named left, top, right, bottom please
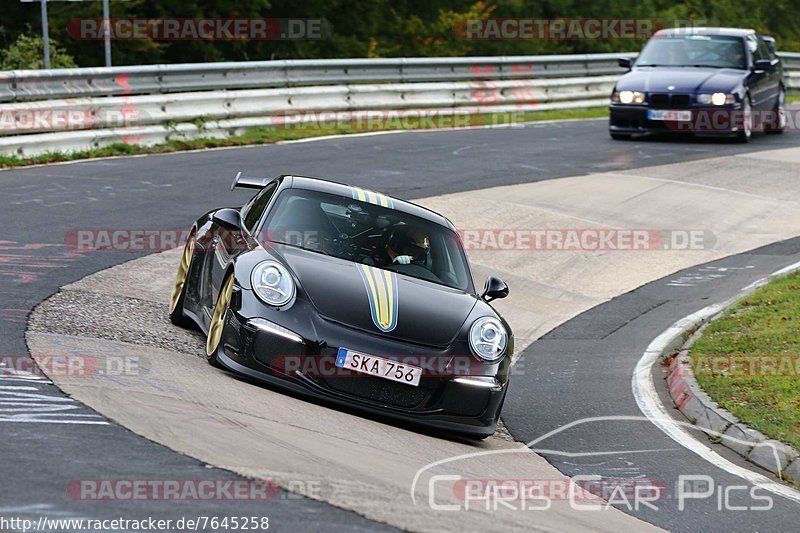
left=609, top=103, right=746, bottom=137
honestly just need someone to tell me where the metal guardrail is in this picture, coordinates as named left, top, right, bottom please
left=0, top=76, right=619, bottom=136
left=2, top=52, right=797, bottom=103
left=0, top=51, right=798, bottom=157
left=779, top=51, right=800, bottom=69
left=0, top=53, right=637, bottom=103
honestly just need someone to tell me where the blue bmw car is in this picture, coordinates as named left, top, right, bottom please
left=609, top=27, right=785, bottom=142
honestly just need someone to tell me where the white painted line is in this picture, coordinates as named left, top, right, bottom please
left=0, top=418, right=109, bottom=424
left=632, top=260, right=800, bottom=504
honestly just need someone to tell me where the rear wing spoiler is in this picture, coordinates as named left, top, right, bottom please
left=230, top=171, right=273, bottom=191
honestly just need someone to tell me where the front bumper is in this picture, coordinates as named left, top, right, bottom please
left=214, top=293, right=509, bottom=438
left=609, top=104, right=746, bottom=137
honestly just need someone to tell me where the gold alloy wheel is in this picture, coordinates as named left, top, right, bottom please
left=169, top=237, right=195, bottom=314
left=206, top=275, right=235, bottom=357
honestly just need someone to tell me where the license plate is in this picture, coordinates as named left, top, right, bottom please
left=648, top=109, right=692, bottom=121
left=335, top=348, right=422, bottom=387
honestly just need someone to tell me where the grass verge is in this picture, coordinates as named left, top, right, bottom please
left=0, top=107, right=608, bottom=169
left=689, top=271, right=800, bottom=451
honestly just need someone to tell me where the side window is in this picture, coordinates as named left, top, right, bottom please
left=755, top=36, right=771, bottom=62
left=242, top=182, right=278, bottom=232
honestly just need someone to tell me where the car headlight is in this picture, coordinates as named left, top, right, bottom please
left=251, top=260, right=295, bottom=307
left=613, top=90, right=645, bottom=104
left=469, top=317, right=508, bottom=362
left=698, top=93, right=735, bottom=105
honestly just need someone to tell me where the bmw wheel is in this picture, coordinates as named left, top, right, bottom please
left=765, top=87, right=786, bottom=134
left=737, top=95, right=753, bottom=143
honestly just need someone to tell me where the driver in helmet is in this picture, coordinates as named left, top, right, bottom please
left=381, top=225, right=430, bottom=266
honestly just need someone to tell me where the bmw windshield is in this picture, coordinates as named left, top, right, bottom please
left=636, top=34, right=747, bottom=69
left=261, top=189, right=472, bottom=291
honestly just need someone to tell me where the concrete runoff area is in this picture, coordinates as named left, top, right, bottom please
left=26, top=145, right=800, bottom=531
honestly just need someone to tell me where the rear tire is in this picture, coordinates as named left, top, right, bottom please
left=610, top=133, right=632, bottom=141
left=169, top=234, right=196, bottom=328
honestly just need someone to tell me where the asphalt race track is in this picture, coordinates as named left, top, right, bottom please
left=504, top=241, right=800, bottom=532
left=4, top=119, right=800, bottom=531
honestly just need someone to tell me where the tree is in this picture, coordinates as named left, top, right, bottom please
left=0, top=0, right=798, bottom=66
left=1, top=34, right=78, bottom=70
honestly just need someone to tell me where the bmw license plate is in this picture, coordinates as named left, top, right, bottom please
left=648, top=109, right=692, bottom=121
left=335, top=348, right=422, bottom=387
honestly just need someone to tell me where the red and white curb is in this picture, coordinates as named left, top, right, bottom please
left=667, top=347, right=800, bottom=484
left=633, top=259, right=800, bottom=503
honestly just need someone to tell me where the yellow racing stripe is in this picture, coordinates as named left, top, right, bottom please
left=351, top=187, right=394, bottom=209
left=357, top=264, right=398, bottom=332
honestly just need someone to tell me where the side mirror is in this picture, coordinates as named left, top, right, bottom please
left=753, top=59, right=774, bottom=72
left=481, top=276, right=509, bottom=302
left=212, top=208, right=242, bottom=230
left=618, top=57, right=633, bottom=70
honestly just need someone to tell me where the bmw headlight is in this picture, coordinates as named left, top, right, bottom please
left=469, top=317, right=508, bottom=362
left=251, top=260, right=295, bottom=307
left=698, top=93, right=735, bottom=106
left=613, top=90, right=645, bottom=104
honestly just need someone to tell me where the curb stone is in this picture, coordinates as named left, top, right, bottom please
left=786, top=460, right=800, bottom=485
left=662, top=263, right=800, bottom=488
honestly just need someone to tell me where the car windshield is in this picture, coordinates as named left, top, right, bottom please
left=636, top=35, right=746, bottom=69
left=261, top=188, right=472, bottom=291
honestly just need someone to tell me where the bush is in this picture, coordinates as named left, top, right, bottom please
left=1, top=33, right=78, bottom=70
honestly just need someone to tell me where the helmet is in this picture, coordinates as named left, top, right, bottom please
left=391, top=225, right=430, bottom=260
left=404, top=227, right=430, bottom=252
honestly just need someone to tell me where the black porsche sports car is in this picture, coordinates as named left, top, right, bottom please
left=169, top=174, right=513, bottom=438
left=609, top=27, right=786, bottom=141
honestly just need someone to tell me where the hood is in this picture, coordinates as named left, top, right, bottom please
left=617, top=67, right=743, bottom=94
left=271, top=244, right=478, bottom=346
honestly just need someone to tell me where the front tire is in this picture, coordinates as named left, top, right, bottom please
left=169, top=234, right=196, bottom=328
left=206, top=274, right=235, bottom=368
left=737, top=95, right=753, bottom=143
